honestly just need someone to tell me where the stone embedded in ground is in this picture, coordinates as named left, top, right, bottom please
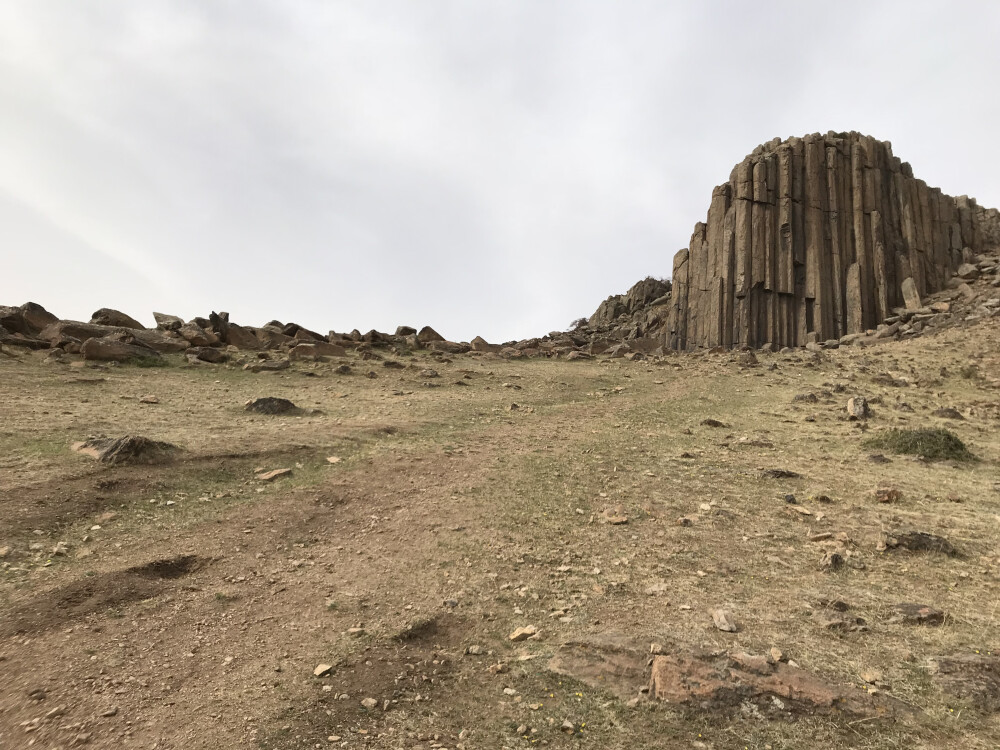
left=509, top=625, right=537, bottom=642
left=929, top=654, right=1000, bottom=712
left=846, top=396, right=871, bottom=420
left=880, top=530, right=958, bottom=556
left=72, top=435, right=179, bottom=465
left=757, top=468, right=801, bottom=479
left=700, top=418, right=727, bottom=427
left=711, top=609, right=738, bottom=632
left=255, top=468, right=292, bottom=481
left=546, top=635, right=650, bottom=700
left=648, top=649, right=901, bottom=716
left=313, top=663, right=332, bottom=677
left=186, top=346, right=228, bottom=364
left=360, top=697, right=378, bottom=710
left=245, top=397, right=299, bottom=415
left=888, top=603, right=945, bottom=626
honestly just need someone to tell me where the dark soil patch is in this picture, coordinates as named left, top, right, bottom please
left=0, top=554, right=210, bottom=637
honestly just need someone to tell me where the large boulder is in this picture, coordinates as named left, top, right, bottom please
left=417, top=326, right=445, bottom=343
left=225, top=324, right=261, bottom=350
left=153, top=312, right=184, bottom=331
left=256, top=326, right=294, bottom=349
left=81, top=335, right=160, bottom=362
left=90, top=308, right=145, bottom=329
left=177, top=323, right=219, bottom=347
left=1, top=302, right=58, bottom=336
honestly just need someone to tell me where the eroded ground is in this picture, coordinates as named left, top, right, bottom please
left=2, top=323, right=999, bottom=749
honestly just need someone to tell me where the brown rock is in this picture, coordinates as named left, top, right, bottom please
left=417, top=326, right=445, bottom=343
left=900, top=277, right=922, bottom=311
left=81, top=336, right=159, bottom=362
left=90, top=308, right=145, bottom=329
left=711, top=609, right=738, bottom=632
left=929, top=654, right=1000, bottom=711
left=256, top=468, right=292, bottom=481
left=153, top=312, right=184, bottom=331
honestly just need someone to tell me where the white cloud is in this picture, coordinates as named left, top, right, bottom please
left=1, top=0, right=997, bottom=340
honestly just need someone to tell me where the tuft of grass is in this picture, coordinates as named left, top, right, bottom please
left=863, top=428, right=975, bottom=462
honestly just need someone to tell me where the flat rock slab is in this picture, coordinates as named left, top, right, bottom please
left=245, top=397, right=299, bottom=415
left=546, top=635, right=651, bottom=700
left=649, top=651, right=903, bottom=717
left=548, top=638, right=905, bottom=718
left=72, top=436, right=179, bottom=465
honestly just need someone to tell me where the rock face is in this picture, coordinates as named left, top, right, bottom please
left=667, top=132, right=1000, bottom=350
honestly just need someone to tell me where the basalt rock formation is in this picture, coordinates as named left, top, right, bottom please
left=666, top=132, right=1000, bottom=350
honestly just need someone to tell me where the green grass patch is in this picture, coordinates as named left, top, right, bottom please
left=863, top=428, right=975, bottom=462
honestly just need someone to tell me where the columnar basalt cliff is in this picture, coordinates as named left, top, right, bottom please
left=666, top=132, right=1000, bottom=350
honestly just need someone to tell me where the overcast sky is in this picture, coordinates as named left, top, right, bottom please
left=2, top=1, right=998, bottom=342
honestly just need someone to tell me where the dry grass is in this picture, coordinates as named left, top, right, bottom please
left=2, top=320, right=1000, bottom=749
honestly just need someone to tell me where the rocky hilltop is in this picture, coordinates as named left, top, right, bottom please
left=666, top=131, right=1000, bottom=350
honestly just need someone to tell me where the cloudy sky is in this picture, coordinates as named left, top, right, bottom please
left=2, top=1, right=998, bottom=342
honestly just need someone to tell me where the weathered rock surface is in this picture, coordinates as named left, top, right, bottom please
left=666, top=132, right=1000, bottom=349
left=90, top=308, right=145, bottom=329
left=81, top=335, right=160, bottom=362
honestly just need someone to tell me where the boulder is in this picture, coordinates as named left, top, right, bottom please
left=177, top=323, right=219, bottom=347
left=428, top=340, right=471, bottom=354
left=957, top=263, right=980, bottom=280
left=186, top=346, right=228, bottom=363
left=81, top=336, right=160, bottom=362
left=395, top=326, right=417, bottom=337
left=470, top=336, right=500, bottom=353
left=225, top=324, right=261, bottom=350
left=1, top=302, right=58, bottom=336
left=417, top=326, right=445, bottom=344
left=153, top=312, right=184, bottom=331
left=256, top=327, right=294, bottom=350
left=90, top=308, right=145, bottom=329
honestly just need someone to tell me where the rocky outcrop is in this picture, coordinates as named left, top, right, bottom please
left=667, top=132, right=1000, bottom=350
left=587, top=277, right=671, bottom=339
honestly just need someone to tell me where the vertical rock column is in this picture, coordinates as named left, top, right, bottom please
left=666, top=131, right=1000, bottom=350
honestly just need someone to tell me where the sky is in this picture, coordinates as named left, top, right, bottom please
left=2, top=1, right=999, bottom=343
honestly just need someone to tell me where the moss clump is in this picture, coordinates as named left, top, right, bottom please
left=863, top=428, right=975, bottom=462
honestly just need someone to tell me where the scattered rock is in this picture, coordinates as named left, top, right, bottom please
left=139, top=395, right=159, bottom=404
left=245, top=397, right=299, bottom=415
left=700, top=418, right=727, bottom=428
left=90, top=308, right=145, bottom=329
left=820, top=551, right=844, bottom=570
left=153, top=312, right=184, bottom=331
left=846, top=396, right=871, bottom=420
left=711, top=609, right=738, bottom=632
left=360, top=697, right=378, bottom=710
left=757, top=468, right=801, bottom=479
left=509, top=625, right=538, bottom=642
left=256, top=468, right=292, bottom=481
left=313, top=664, right=333, bottom=677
